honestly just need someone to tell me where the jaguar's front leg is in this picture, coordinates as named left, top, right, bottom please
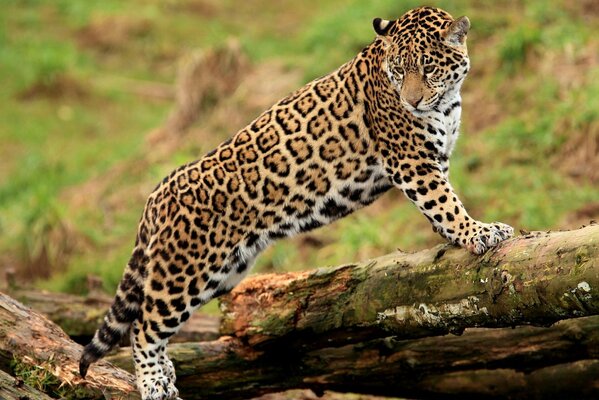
left=390, top=160, right=513, bottom=254
left=438, top=154, right=450, bottom=178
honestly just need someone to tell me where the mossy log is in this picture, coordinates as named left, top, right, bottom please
left=111, top=225, right=598, bottom=399
left=108, top=315, right=599, bottom=399
left=0, top=225, right=597, bottom=399
left=220, top=225, right=599, bottom=348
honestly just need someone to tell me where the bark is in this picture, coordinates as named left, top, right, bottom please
left=0, top=368, right=54, bottom=400
left=107, top=316, right=599, bottom=399
left=9, top=288, right=219, bottom=343
left=0, top=225, right=597, bottom=399
left=220, top=225, right=599, bottom=348
left=0, top=291, right=139, bottom=400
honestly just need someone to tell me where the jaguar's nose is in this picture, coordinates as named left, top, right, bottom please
left=406, top=95, right=423, bottom=108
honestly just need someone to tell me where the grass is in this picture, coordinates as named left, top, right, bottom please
left=0, top=0, right=597, bottom=302
left=11, top=356, right=93, bottom=399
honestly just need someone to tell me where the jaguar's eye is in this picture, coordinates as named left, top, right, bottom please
left=423, top=65, right=436, bottom=74
left=395, top=66, right=404, bottom=76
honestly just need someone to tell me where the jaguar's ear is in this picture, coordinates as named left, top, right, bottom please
left=373, top=18, right=392, bottom=36
left=444, top=16, right=470, bottom=46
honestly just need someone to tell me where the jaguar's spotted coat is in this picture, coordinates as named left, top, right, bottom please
left=81, top=6, right=513, bottom=399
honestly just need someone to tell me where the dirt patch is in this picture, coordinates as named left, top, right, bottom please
left=538, top=41, right=599, bottom=183
left=461, top=88, right=504, bottom=134
left=461, top=36, right=507, bottom=134
left=539, top=43, right=599, bottom=93
left=554, top=119, right=599, bottom=184
left=146, top=39, right=250, bottom=149
left=1, top=216, right=87, bottom=284
left=146, top=42, right=300, bottom=159
left=61, top=156, right=151, bottom=220
left=77, top=15, right=152, bottom=52
left=17, top=74, right=88, bottom=101
left=175, top=0, right=218, bottom=17
left=560, top=203, right=599, bottom=229
left=564, top=0, right=599, bottom=21
left=194, top=59, right=301, bottom=141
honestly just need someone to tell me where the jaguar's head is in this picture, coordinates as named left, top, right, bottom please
left=373, top=7, right=470, bottom=114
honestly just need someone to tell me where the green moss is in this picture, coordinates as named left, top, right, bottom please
left=254, top=310, right=297, bottom=336
left=574, top=246, right=591, bottom=269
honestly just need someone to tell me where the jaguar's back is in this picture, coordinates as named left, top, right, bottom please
left=81, top=7, right=512, bottom=400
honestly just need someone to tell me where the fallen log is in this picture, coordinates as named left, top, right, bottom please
left=3, top=287, right=598, bottom=400
left=0, top=368, right=54, bottom=400
left=107, top=315, right=599, bottom=399
left=1, top=225, right=597, bottom=399
left=8, top=288, right=219, bottom=343
left=220, top=225, right=599, bottom=348
left=0, top=291, right=139, bottom=399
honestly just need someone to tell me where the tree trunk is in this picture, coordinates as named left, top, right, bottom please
left=220, top=225, right=599, bottom=348
left=0, top=225, right=597, bottom=399
left=107, top=315, right=599, bottom=399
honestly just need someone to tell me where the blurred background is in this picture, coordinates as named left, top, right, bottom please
left=0, top=0, right=597, bottom=313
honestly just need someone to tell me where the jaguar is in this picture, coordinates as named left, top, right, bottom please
left=80, top=6, right=513, bottom=399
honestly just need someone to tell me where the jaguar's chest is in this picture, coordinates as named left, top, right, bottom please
left=419, top=95, right=462, bottom=159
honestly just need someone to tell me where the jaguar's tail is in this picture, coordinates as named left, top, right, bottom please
left=79, top=245, right=147, bottom=378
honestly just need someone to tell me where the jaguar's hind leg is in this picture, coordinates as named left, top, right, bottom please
left=158, top=346, right=177, bottom=391
left=130, top=319, right=178, bottom=400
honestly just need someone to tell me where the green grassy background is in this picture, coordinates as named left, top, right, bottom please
left=1, top=0, right=597, bottom=309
